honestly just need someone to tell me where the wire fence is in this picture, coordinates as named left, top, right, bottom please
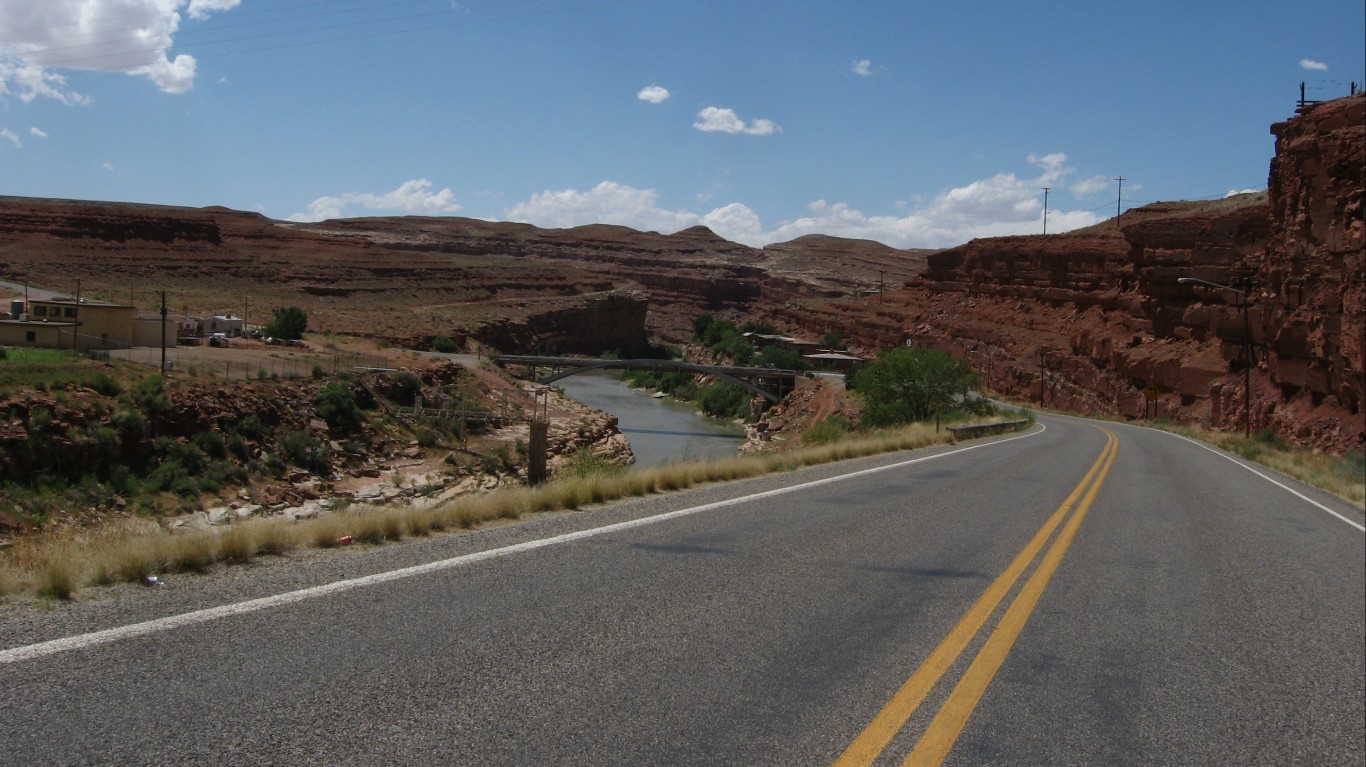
left=106, top=346, right=393, bottom=382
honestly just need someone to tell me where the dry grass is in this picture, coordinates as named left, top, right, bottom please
left=32, top=541, right=82, bottom=600
left=0, top=417, right=1017, bottom=600
left=0, top=559, right=21, bottom=597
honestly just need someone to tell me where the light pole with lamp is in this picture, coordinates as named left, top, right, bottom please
left=1178, top=277, right=1252, bottom=437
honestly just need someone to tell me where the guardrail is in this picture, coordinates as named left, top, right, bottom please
left=946, top=419, right=1031, bottom=439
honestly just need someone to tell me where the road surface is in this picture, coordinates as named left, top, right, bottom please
left=1, top=414, right=1361, bottom=765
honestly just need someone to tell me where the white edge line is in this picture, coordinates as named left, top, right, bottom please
left=1, top=424, right=1047, bottom=665
left=1165, top=431, right=1365, bottom=533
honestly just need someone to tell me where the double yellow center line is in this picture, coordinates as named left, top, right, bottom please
left=833, top=427, right=1119, bottom=767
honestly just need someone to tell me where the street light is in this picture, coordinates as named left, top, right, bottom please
left=1178, top=277, right=1252, bottom=437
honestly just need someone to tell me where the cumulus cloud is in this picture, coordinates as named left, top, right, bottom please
left=0, top=0, right=241, bottom=100
left=1, top=128, right=19, bottom=148
left=507, top=181, right=698, bottom=233
left=694, top=107, right=781, bottom=136
left=852, top=59, right=873, bottom=77
left=187, top=0, right=241, bottom=20
left=1299, top=59, right=1328, bottom=71
left=29, top=127, right=47, bottom=138
left=1069, top=174, right=1112, bottom=197
left=290, top=179, right=463, bottom=222
left=502, top=154, right=1104, bottom=249
left=1225, top=188, right=1262, bottom=197
left=637, top=85, right=670, bottom=104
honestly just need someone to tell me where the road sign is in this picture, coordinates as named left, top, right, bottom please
left=1144, top=384, right=1161, bottom=402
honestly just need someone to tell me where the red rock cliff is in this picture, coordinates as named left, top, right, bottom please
left=776, top=94, right=1364, bottom=452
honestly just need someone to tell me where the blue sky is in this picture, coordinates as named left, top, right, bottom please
left=1, top=0, right=1362, bottom=248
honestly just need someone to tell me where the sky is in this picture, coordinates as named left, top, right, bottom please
left=1, top=0, right=1362, bottom=250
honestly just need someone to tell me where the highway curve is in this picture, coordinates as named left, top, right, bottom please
left=1, top=414, right=1362, bottom=766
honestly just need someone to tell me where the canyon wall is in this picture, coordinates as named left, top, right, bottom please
left=776, top=94, right=1363, bottom=451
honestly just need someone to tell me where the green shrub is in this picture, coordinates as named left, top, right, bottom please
left=113, top=407, right=146, bottom=443
left=851, top=348, right=979, bottom=427
left=699, top=382, right=751, bottom=420
left=144, top=458, right=191, bottom=494
left=226, top=434, right=249, bottom=461
left=278, top=429, right=331, bottom=475
left=265, top=306, right=308, bottom=340
left=234, top=413, right=267, bottom=440
left=87, top=372, right=122, bottom=397
left=130, top=376, right=172, bottom=423
left=391, top=372, right=423, bottom=406
left=193, top=430, right=228, bottom=459
left=803, top=415, right=851, bottom=445
left=432, top=336, right=460, bottom=353
left=314, top=381, right=363, bottom=432
left=153, top=436, right=205, bottom=475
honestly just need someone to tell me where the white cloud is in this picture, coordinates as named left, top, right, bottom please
left=852, top=59, right=873, bottom=77
left=507, top=181, right=698, bottom=232
left=0, top=0, right=241, bottom=100
left=1069, top=175, right=1112, bottom=197
left=290, top=179, right=463, bottom=222
left=1299, top=59, right=1328, bottom=71
left=101, top=162, right=114, bottom=171
left=1224, top=188, right=1262, bottom=197
left=0, top=128, right=19, bottom=148
left=637, top=85, right=670, bottom=104
left=500, top=155, right=1103, bottom=249
left=694, top=107, right=781, bottom=136
left=187, top=0, right=241, bottom=20
left=29, top=127, right=47, bottom=138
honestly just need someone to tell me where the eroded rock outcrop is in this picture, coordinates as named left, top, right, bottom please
left=776, top=94, right=1364, bottom=452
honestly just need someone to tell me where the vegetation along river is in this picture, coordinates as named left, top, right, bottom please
left=555, top=371, right=745, bottom=468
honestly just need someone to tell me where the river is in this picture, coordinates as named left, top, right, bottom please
left=555, top=372, right=746, bottom=468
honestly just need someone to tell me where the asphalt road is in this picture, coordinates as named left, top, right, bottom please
left=1, top=414, right=1362, bottom=766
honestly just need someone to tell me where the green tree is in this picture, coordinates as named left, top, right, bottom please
left=755, top=345, right=809, bottom=371
left=266, top=307, right=308, bottom=340
left=314, top=381, right=363, bottom=432
left=850, top=348, right=979, bottom=427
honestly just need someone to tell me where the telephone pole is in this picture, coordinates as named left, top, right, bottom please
left=1115, top=176, right=1125, bottom=219
left=1041, top=187, right=1051, bottom=234
left=160, top=291, right=168, bottom=374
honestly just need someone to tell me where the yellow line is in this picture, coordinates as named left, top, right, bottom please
left=903, top=428, right=1118, bottom=766
left=831, top=430, right=1118, bottom=767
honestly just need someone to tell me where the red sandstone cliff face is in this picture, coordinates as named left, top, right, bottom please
left=775, top=94, right=1363, bottom=452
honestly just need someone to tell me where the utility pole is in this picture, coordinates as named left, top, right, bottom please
left=1038, top=349, right=1047, bottom=406
left=1115, top=176, right=1125, bottom=219
left=1041, top=187, right=1051, bottom=234
left=160, top=290, right=168, bottom=374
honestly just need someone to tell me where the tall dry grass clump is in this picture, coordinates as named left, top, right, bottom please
left=0, top=558, right=23, bottom=597
left=89, top=529, right=162, bottom=586
left=32, top=541, right=83, bottom=600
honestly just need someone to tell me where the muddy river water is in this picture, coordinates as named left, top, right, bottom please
left=555, top=372, right=745, bottom=468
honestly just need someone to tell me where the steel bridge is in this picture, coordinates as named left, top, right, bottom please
left=494, top=355, right=798, bottom=403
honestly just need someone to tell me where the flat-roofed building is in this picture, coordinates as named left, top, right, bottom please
left=10, top=298, right=136, bottom=351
